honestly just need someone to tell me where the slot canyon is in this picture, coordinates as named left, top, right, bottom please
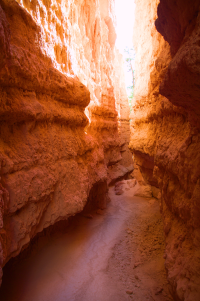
left=0, top=0, right=200, bottom=300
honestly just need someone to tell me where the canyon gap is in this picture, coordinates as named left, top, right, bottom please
left=0, top=0, right=200, bottom=300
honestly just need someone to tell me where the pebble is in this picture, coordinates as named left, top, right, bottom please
left=155, top=287, right=163, bottom=295
left=96, top=209, right=104, bottom=215
left=126, top=290, right=133, bottom=295
left=115, top=189, right=123, bottom=195
left=83, top=214, right=93, bottom=219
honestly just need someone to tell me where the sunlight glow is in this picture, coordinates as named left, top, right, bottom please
left=115, top=0, right=135, bottom=90
left=115, top=0, right=135, bottom=52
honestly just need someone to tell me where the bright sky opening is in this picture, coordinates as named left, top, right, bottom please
left=115, top=0, right=135, bottom=51
left=115, top=0, right=135, bottom=91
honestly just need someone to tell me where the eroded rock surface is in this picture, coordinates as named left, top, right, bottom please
left=0, top=0, right=132, bottom=284
left=131, top=0, right=200, bottom=300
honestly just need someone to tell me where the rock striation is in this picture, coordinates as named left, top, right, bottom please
left=0, top=0, right=132, bottom=285
left=131, top=0, right=200, bottom=300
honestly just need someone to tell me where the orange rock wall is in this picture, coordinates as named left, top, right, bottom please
left=0, top=0, right=132, bottom=285
left=131, top=0, right=200, bottom=300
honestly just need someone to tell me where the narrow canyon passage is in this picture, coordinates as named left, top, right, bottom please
left=1, top=0, right=200, bottom=299
left=0, top=182, right=172, bottom=301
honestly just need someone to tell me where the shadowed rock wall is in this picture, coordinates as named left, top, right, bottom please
left=131, top=0, right=200, bottom=300
left=0, top=0, right=132, bottom=285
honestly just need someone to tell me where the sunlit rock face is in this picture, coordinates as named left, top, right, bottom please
left=131, top=0, right=200, bottom=300
left=130, top=0, right=171, bottom=196
left=0, top=0, right=132, bottom=284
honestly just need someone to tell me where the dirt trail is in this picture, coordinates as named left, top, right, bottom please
left=0, top=182, right=173, bottom=301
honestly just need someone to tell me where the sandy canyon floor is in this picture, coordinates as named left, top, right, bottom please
left=0, top=182, right=173, bottom=301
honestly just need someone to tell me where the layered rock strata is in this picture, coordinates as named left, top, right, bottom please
left=130, top=0, right=200, bottom=300
left=0, top=0, right=132, bottom=285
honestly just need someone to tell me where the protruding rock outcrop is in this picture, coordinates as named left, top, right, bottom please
left=131, top=0, right=200, bottom=300
left=0, top=0, right=132, bottom=285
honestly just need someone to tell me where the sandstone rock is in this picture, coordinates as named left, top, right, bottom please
left=83, top=214, right=93, bottom=220
left=0, top=0, right=132, bottom=286
left=115, top=189, right=124, bottom=196
left=115, top=181, right=126, bottom=189
left=155, top=286, right=163, bottom=295
left=114, top=180, right=126, bottom=195
left=127, top=179, right=137, bottom=188
left=151, top=186, right=160, bottom=199
left=134, top=184, right=152, bottom=198
left=131, top=0, right=200, bottom=299
left=96, top=209, right=104, bottom=215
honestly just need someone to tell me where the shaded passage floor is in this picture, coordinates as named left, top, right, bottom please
left=0, top=183, right=173, bottom=301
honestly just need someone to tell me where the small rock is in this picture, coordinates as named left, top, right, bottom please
left=127, top=179, right=137, bottom=188
left=126, top=290, right=133, bottom=295
left=96, top=209, right=104, bottom=215
left=83, top=214, right=93, bottom=219
left=115, top=189, right=123, bottom=195
left=155, top=287, right=163, bottom=295
left=115, top=182, right=123, bottom=189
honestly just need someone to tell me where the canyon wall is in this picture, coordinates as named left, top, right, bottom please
left=0, top=0, right=132, bottom=284
left=130, top=0, right=200, bottom=300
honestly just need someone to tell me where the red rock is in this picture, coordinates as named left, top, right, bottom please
left=155, top=287, right=163, bottom=295
left=96, top=209, right=104, bottom=215
left=0, top=0, right=133, bottom=285
left=131, top=0, right=200, bottom=300
left=1, top=1, right=199, bottom=300
left=115, top=189, right=123, bottom=195
left=83, top=214, right=93, bottom=219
